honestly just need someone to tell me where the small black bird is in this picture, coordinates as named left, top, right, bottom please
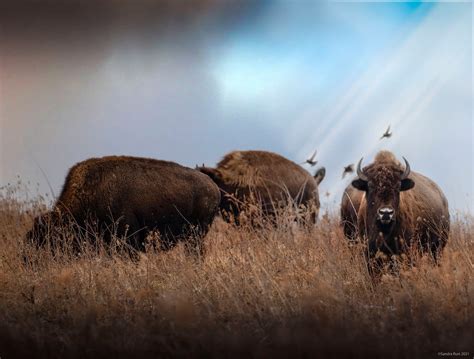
left=301, top=150, right=318, bottom=166
left=380, top=125, right=392, bottom=140
left=342, top=164, right=354, bottom=179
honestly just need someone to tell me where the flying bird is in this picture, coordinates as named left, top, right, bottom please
left=342, top=164, right=354, bottom=179
left=380, top=125, right=392, bottom=140
left=301, top=149, right=318, bottom=166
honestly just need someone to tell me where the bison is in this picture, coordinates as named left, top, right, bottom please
left=198, top=150, right=326, bottom=224
left=27, top=156, right=221, bottom=256
left=341, top=151, right=449, bottom=271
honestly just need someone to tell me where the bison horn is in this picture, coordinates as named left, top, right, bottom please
left=356, top=158, right=368, bottom=181
left=401, top=157, right=411, bottom=179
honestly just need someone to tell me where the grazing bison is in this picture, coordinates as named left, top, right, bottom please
left=27, top=156, right=221, bottom=256
left=345, top=151, right=449, bottom=271
left=198, top=150, right=326, bottom=223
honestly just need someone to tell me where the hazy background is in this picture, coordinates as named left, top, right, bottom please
left=1, top=0, right=472, bottom=213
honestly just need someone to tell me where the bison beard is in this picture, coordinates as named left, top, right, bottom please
left=25, top=156, right=221, bottom=258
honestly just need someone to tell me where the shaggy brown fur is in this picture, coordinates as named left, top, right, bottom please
left=198, top=150, right=325, bottom=223
left=340, top=183, right=364, bottom=241
left=349, top=151, right=449, bottom=269
left=27, top=156, right=221, bottom=255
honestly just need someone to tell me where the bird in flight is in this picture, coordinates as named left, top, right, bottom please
left=301, top=150, right=318, bottom=166
left=380, top=125, right=392, bottom=140
left=342, top=164, right=354, bottom=179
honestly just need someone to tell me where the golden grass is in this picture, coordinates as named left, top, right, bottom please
left=0, top=184, right=472, bottom=358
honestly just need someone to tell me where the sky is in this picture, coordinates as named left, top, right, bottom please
left=0, top=0, right=472, bottom=213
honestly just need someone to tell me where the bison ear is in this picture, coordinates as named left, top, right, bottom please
left=314, top=167, right=326, bottom=185
left=352, top=178, right=368, bottom=192
left=198, top=167, right=221, bottom=183
left=400, top=178, right=415, bottom=191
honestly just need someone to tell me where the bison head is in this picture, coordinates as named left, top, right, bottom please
left=351, top=156, right=414, bottom=254
left=197, top=166, right=241, bottom=218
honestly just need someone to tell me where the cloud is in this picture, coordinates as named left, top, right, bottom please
left=1, top=1, right=471, bottom=213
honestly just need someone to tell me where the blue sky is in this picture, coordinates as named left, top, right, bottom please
left=208, top=1, right=472, bottom=212
left=1, top=1, right=472, bottom=212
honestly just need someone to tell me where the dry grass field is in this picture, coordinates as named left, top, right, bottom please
left=0, top=183, right=472, bottom=358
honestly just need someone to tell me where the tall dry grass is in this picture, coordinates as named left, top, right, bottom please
left=0, top=183, right=472, bottom=358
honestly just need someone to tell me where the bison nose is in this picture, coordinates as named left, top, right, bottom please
left=377, top=207, right=394, bottom=224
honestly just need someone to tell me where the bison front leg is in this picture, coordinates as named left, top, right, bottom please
left=366, top=252, right=387, bottom=280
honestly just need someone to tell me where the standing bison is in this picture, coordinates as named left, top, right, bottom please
left=27, top=156, right=221, bottom=256
left=198, top=150, right=326, bottom=224
left=341, top=151, right=449, bottom=270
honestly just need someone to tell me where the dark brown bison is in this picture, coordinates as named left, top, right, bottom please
left=27, top=156, right=221, bottom=256
left=342, top=151, right=449, bottom=270
left=198, top=150, right=326, bottom=223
